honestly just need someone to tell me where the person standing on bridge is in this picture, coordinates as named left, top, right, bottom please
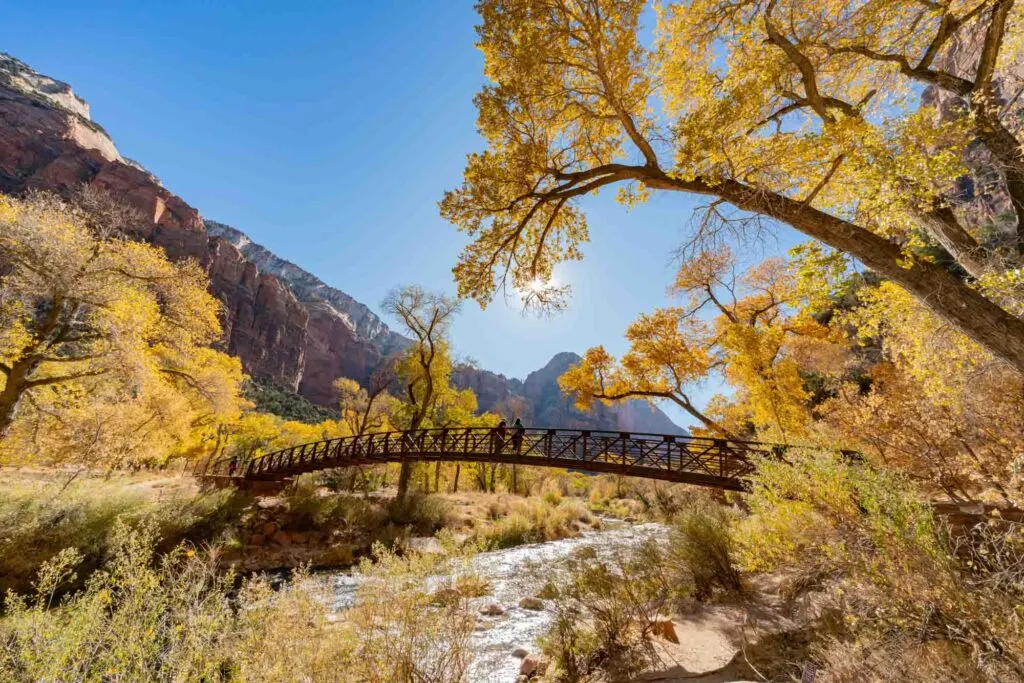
left=494, top=419, right=507, bottom=454
left=512, top=417, right=525, bottom=455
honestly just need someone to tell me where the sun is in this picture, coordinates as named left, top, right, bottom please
left=518, top=274, right=569, bottom=312
left=526, top=276, right=550, bottom=294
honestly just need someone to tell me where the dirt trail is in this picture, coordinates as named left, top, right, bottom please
left=637, top=575, right=815, bottom=683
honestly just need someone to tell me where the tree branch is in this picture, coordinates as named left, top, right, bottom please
left=973, top=0, right=1014, bottom=93
left=25, top=369, right=107, bottom=388
left=764, top=2, right=840, bottom=122
left=803, top=155, right=845, bottom=204
left=593, top=387, right=736, bottom=439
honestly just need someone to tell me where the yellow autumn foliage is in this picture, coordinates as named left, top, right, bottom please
left=444, top=0, right=1024, bottom=374
left=0, top=193, right=245, bottom=467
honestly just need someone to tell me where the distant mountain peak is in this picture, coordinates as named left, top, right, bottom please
left=454, top=351, right=687, bottom=435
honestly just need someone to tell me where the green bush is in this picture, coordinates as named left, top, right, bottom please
left=243, top=380, right=338, bottom=424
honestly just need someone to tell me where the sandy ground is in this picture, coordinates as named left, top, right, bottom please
left=636, top=574, right=814, bottom=683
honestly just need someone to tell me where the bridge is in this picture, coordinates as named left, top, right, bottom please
left=199, top=426, right=787, bottom=491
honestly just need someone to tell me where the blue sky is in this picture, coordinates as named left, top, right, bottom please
left=3, top=1, right=802, bottom=429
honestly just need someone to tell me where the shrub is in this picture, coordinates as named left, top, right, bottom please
left=280, top=473, right=331, bottom=530
left=481, top=513, right=534, bottom=549
left=669, top=497, right=741, bottom=600
left=386, top=492, right=452, bottom=535
left=0, top=521, right=478, bottom=682
left=346, top=543, right=477, bottom=681
left=470, top=496, right=594, bottom=550
left=542, top=482, right=564, bottom=506
left=814, top=635, right=993, bottom=683
left=0, top=474, right=246, bottom=595
left=538, top=540, right=686, bottom=681
left=736, top=451, right=1024, bottom=680
left=0, top=521, right=239, bottom=681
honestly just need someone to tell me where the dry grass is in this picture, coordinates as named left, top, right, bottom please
left=537, top=539, right=689, bottom=682
left=0, top=470, right=248, bottom=595
left=465, top=494, right=597, bottom=549
left=0, top=522, right=479, bottom=682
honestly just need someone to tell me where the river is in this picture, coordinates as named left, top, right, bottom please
left=327, top=522, right=668, bottom=682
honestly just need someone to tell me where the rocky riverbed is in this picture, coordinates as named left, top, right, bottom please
left=328, top=522, right=669, bottom=682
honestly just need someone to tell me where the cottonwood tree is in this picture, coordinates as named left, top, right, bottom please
left=560, top=248, right=839, bottom=439
left=334, top=360, right=397, bottom=437
left=426, top=376, right=497, bottom=493
left=0, top=193, right=245, bottom=464
left=383, top=286, right=462, bottom=498
left=820, top=276, right=1024, bottom=505
left=333, top=363, right=400, bottom=490
left=442, top=0, right=1024, bottom=372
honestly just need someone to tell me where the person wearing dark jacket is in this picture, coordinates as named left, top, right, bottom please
left=494, top=419, right=507, bottom=454
left=511, top=417, right=525, bottom=454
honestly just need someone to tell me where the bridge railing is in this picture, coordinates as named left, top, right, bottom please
left=198, top=427, right=782, bottom=484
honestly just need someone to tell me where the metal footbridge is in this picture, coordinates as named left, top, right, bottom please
left=199, top=426, right=790, bottom=491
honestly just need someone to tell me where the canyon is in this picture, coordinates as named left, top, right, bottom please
left=0, top=52, right=684, bottom=434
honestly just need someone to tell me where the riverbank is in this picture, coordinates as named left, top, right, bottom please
left=0, top=467, right=623, bottom=593
left=8, top=457, right=1014, bottom=682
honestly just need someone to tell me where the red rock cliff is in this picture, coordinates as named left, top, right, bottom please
left=0, top=53, right=308, bottom=391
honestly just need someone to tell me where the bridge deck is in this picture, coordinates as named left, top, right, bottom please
left=200, top=427, right=779, bottom=491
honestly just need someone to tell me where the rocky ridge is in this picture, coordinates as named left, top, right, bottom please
left=0, top=52, right=685, bottom=434
left=453, top=352, right=687, bottom=434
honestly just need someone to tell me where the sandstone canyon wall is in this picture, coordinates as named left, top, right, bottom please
left=0, top=52, right=309, bottom=390
left=0, top=52, right=685, bottom=434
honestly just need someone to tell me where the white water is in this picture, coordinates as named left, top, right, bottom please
left=327, top=522, right=668, bottom=682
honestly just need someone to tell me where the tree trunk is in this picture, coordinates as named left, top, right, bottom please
left=396, top=462, right=411, bottom=498
left=452, top=464, right=461, bottom=493
left=722, top=179, right=1024, bottom=372
left=512, top=465, right=518, bottom=495
left=0, top=358, right=36, bottom=439
left=913, top=207, right=992, bottom=278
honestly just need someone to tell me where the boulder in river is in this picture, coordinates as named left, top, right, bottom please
left=519, top=655, right=548, bottom=677
left=480, top=602, right=506, bottom=616
left=519, top=597, right=544, bottom=611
